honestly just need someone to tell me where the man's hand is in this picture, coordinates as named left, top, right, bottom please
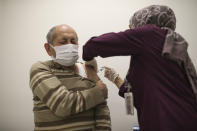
left=96, top=80, right=108, bottom=99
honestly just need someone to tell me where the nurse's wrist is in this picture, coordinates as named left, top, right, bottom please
left=114, top=76, right=124, bottom=89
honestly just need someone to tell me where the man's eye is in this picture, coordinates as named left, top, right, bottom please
left=59, top=42, right=65, bottom=44
left=71, top=40, right=76, bottom=44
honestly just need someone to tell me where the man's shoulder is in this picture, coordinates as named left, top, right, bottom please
left=30, top=60, right=53, bottom=73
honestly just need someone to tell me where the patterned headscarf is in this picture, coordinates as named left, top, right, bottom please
left=130, top=5, right=176, bottom=30
left=130, top=5, right=197, bottom=103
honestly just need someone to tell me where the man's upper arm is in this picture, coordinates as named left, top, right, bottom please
left=29, top=61, right=105, bottom=117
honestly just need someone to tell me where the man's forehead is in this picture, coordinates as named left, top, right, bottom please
left=56, top=27, right=77, bottom=37
left=55, top=32, right=78, bottom=41
left=52, top=24, right=78, bottom=40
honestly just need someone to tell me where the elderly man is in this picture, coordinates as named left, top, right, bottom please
left=29, top=24, right=111, bottom=131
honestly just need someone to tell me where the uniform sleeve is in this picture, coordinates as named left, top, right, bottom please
left=94, top=102, right=111, bottom=131
left=29, top=61, right=105, bottom=118
left=83, top=27, right=146, bottom=61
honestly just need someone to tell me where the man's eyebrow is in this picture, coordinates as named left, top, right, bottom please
left=72, top=37, right=77, bottom=40
left=59, top=37, right=77, bottom=41
left=61, top=38, right=67, bottom=41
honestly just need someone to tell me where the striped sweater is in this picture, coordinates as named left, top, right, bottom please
left=29, top=61, right=111, bottom=131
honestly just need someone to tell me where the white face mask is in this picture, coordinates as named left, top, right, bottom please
left=50, top=44, right=79, bottom=66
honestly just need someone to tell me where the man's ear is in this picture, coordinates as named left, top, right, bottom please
left=44, top=43, right=53, bottom=56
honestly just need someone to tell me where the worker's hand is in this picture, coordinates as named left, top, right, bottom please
left=96, top=80, right=108, bottom=99
left=103, top=66, right=119, bottom=83
left=85, top=58, right=98, bottom=72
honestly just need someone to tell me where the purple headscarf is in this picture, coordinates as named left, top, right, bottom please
left=130, top=5, right=197, bottom=103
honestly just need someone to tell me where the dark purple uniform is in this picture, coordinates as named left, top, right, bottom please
left=83, top=24, right=197, bottom=131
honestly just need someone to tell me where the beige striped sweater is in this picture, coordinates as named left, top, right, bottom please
left=29, top=61, right=111, bottom=131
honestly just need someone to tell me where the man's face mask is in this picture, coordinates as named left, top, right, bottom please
left=50, top=44, right=79, bottom=66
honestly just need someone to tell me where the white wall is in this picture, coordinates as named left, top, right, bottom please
left=0, top=0, right=197, bottom=130
left=0, top=0, right=3, bottom=43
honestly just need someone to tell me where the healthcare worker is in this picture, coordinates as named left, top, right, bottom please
left=83, top=5, right=197, bottom=131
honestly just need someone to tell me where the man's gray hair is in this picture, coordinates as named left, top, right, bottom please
left=129, top=16, right=133, bottom=26
left=46, top=26, right=57, bottom=45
